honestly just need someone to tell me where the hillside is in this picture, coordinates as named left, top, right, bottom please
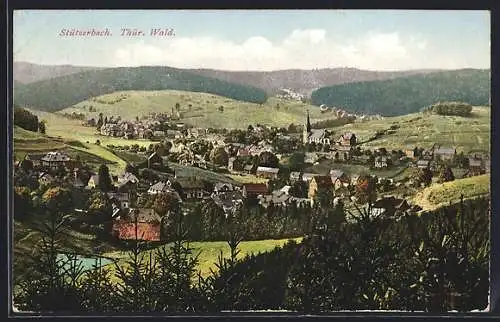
left=190, top=67, right=441, bottom=96
left=311, top=69, right=490, bottom=116
left=14, top=62, right=440, bottom=96
left=13, top=66, right=268, bottom=111
left=413, top=174, right=490, bottom=211
left=13, top=124, right=127, bottom=175
left=59, top=90, right=336, bottom=128
left=330, top=106, right=490, bottom=153
left=13, top=61, right=103, bottom=84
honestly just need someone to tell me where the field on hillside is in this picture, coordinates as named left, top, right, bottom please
left=59, top=90, right=337, bottom=129
left=14, top=125, right=127, bottom=175
left=306, top=160, right=410, bottom=179
left=412, top=174, right=490, bottom=211
left=332, top=107, right=490, bottom=153
left=102, top=237, right=302, bottom=280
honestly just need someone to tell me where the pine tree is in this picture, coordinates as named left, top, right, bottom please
left=97, top=164, right=113, bottom=192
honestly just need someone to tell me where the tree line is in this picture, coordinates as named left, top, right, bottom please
left=310, top=69, right=490, bottom=117
left=14, top=106, right=45, bottom=134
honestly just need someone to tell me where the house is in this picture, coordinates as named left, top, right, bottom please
left=434, top=147, right=456, bottom=161
left=71, top=171, right=86, bottom=189
left=176, top=177, right=208, bottom=200
left=404, top=149, right=416, bottom=159
left=290, top=171, right=302, bottom=182
left=87, top=174, right=102, bottom=189
left=334, top=146, right=352, bottom=161
left=242, top=183, right=268, bottom=199
left=41, top=151, right=71, bottom=169
left=330, top=170, right=350, bottom=189
left=243, top=164, right=254, bottom=174
left=153, top=130, right=165, bottom=139
left=374, top=156, right=389, bottom=168
left=213, top=182, right=234, bottom=194
left=259, top=190, right=291, bottom=208
left=416, top=160, right=431, bottom=169
left=211, top=190, right=244, bottom=214
left=118, top=172, right=139, bottom=185
left=307, top=129, right=331, bottom=145
left=256, top=166, right=280, bottom=179
left=484, top=159, right=491, bottom=173
left=280, top=185, right=292, bottom=195
left=148, top=180, right=174, bottom=195
left=370, top=197, right=411, bottom=218
left=468, top=158, right=485, bottom=176
left=308, top=175, right=334, bottom=202
left=112, top=208, right=162, bottom=241
left=302, top=173, right=317, bottom=183
left=38, top=172, right=55, bottom=185
left=147, top=152, right=163, bottom=169
left=237, top=149, right=251, bottom=157
left=338, top=132, right=357, bottom=147
left=25, top=154, right=44, bottom=167
left=107, top=192, right=130, bottom=209
left=304, top=153, right=320, bottom=164
left=228, top=157, right=237, bottom=172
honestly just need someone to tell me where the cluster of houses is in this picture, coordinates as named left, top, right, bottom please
left=276, top=88, right=305, bottom=101
left=89, top=112, right=209, bottom=141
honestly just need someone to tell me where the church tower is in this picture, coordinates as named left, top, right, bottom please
left=303, top=109, right=311, bottom=144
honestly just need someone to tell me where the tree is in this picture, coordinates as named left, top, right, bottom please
left=38, top=121, right=46, bottom=134
left=125, top=163, right=138, bottom=176
left=175, top=102, right=181, bottom=112
left=438, top=166, right=455, bottom=183
left=153, top=192, right=181, bottom=218
left=42, top=186, right=73, bottom=214
left=355, top=174, right=377, bottom=204
left=14, top=107, right=39, bottom=132
left=412, top=167, right=433, bottom=187
left=97, top=164, right=113, bottom=192
left=258, top=151, right=279, bottom=168
left=210, top=146, right=229, bottom=166
left=218, top=106, right=224, bottom=113
left=88, top=192, right=113, bottom=224
left=288, top=152, right=305, bottom=171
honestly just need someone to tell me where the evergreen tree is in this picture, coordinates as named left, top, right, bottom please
left=97, top=164, right=113, bottom=192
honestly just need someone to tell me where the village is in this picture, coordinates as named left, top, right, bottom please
left=14, top=108, right=491, bottom=244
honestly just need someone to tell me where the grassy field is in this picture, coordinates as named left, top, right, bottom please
left=306, top=160, right=410, bottom=179
left=331, top=107, right=490, bottom=153
left=412, top=174, right=490, bottom=211
left=27, top=109, right=160, bottom=148
left=102, top=237, right=302, bottom=280
left=58, top=90, right=336, bottom=129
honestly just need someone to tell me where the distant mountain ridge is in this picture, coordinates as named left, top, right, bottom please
left=188, top=67, right=442, bottom=96
left=13, top=62, right=106, bottom=84
left=14, top=61, right=441, bottom=96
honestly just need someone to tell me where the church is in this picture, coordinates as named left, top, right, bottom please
left=302, top=110, right=331, bottom=145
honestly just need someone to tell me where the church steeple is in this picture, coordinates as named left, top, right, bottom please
left=306, top=109, right=311, bottom=133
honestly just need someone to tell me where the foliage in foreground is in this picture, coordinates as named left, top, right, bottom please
left=13, top=196, right=489, bottom=313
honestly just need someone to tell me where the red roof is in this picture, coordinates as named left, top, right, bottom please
left=113, top=222, right=160, bottom=241
left=243, top=183, right=268, bottom=194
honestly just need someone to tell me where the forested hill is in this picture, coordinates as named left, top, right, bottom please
left=310, top=69, right=490, bottom=117
left=13, top=66, right=269, bottom=112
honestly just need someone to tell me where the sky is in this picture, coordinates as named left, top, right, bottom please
left=13, top=10, right=491, bottom=71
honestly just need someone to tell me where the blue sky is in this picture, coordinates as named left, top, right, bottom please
left=13, top=10, right=490, bottom=71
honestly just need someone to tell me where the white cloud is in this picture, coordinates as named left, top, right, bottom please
left=110, top=29, right=460, bottom=71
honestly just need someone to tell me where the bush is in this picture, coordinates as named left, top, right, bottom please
left=427, top=102, right=473, bottom=117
